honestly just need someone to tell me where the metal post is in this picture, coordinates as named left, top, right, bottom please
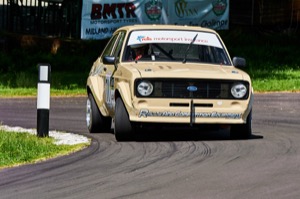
left=37, top=63, right=51, bottom=137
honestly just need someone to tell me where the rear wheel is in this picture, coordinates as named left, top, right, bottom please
left=230, top=110, right=252, bottom=139
left=86, top=93, right=111, bottom=133
left=114, top=98, right=134, bottom=141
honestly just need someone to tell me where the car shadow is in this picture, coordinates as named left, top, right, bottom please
left=132, top=127, right=263, bottom=142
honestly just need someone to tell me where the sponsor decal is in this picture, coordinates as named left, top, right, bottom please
left=85, top=2, right=138, bottom=37
left=172, top=0, right=228, bottom=29
left=137, top=35, right=153, bottom=42
left=127, top=31, right=222, bottom=47
left=105, top=74, right=115, bottom=108
left=139, top=109, right=242, bottom=119
left=145, top=0, right=163, bottom=21
left=212, top=0, right=227, bottom=16
left=90, top=3, right=137, bottom=20
left=175, top=0, right=198, bottom=18
left=201, top=19, right=228, bottom=28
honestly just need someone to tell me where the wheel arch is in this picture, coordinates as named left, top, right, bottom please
left=86, top=76, right=110, bottom=117
left=114, top=81, right=133, bottom=118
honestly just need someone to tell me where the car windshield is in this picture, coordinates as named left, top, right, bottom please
left=123, top=30, right=231, bottom=65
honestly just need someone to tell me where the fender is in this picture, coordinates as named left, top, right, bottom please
left=114, top=80, right=133, bottom=116
left=243, top=89, right=254, bottom=122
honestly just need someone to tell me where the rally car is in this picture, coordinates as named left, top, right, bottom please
left=86, top=24, right=253, bottom=141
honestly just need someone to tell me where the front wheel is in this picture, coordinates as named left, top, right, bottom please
left=114, top=98, right=134, bottom=141
left=86, top=93, right=111, bottom=133
left=230, top=110, right=252, bottom=139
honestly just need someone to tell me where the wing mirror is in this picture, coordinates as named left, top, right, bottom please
left=232, top=57, right=246, bottom=68
left=103, top=56, right=115, bottom=64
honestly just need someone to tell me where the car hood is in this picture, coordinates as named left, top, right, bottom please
left=126, top=62, right=249, bottom=81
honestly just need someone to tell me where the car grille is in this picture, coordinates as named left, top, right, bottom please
left=135, top=79, right=249, bottom=100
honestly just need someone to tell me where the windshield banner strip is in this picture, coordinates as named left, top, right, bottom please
left=127, top=31, right=223, bottom=48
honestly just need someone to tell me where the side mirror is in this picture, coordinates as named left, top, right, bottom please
left=103, top=56, right=115, bottom=65
left=232, top=57, right=246, bottom=68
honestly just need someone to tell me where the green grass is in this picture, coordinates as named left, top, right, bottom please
left=250, top=69, right=300, bottom=92
left=0, top=71, right=87, bottom=97
left=0, top=69, right=299, bottom=97
left=0, top=71, right=88, bottom=89
left=0, top=87, right=86, bottom=97
left=0, top=129, right=88, bottom=169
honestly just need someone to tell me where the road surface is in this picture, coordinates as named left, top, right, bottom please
left=0, top=93, right=299, bottom=199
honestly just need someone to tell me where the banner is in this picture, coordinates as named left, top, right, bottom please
left=81, top=0, right=229, bottom=40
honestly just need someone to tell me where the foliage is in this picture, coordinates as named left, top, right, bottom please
left=0, top=34, right=109, bottom=73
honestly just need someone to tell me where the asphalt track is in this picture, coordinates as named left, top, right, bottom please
left=0, top=93, right=299, bottom=199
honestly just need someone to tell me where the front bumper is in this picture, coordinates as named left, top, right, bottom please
left=128, top=96, right=253, bottom=124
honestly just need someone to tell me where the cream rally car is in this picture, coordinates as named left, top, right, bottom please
left=86, top=24, right=253, bottom=141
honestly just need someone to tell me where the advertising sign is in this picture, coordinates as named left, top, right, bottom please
left=81, top=0, right=229, bottom=40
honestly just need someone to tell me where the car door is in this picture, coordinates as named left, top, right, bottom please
left=101, top=31, right=126, bottom=113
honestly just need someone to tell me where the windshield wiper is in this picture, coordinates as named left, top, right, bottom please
left=183, top=34, right=198, bottom=63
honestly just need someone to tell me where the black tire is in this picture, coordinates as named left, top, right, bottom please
left=86, top=93, right=111, bottom=133
left=114, top=98, right=134, bottom=141
left=230, top=110, right=252, bottom=139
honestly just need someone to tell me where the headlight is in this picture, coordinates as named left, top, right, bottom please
left=231, top=83, right=247, bottom=99
left=137, top=81, right=153, bottom=96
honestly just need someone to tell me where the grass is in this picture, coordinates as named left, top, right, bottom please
left=0, top=86, right=86, bottom=97
left=0, top=68, right=299, bottom=97
left=0, top=71, right=88, bottom=89
left=0, top=71, right=300, bottom=97
left=0, top=129, right=88, bottom=169
left=251, top=69, right=300, bottom=92
left=0, top=71, right=87, bottom=97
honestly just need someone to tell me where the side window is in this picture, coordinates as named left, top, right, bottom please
left=101, top=34, right=119, bottom=60
left=112, top=31, right=125, bottom=60
left=101, top=31, right=126, bottom=62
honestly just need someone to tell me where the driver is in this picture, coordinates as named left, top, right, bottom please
left=130, top=44, right=148, bottom=61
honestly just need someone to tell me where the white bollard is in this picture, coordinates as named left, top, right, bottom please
left=37, top=63, right=51, bottom=137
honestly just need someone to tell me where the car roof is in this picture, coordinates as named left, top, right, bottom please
left=115, top=24, right=217, bottom=34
